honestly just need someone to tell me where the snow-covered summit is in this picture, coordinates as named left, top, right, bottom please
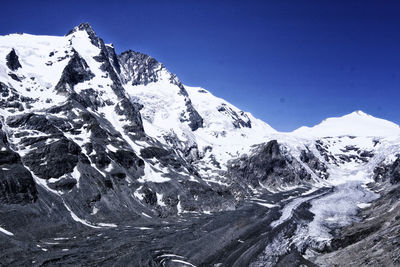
left=291, top=110, right=400, bottom=138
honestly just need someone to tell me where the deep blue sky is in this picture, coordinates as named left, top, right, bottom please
left=1, top=0, right=399, bottom=131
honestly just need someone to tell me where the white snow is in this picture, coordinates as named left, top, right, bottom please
left=0, top=226, right=14, bottom=236
left=357, top=202, right=372, bottom=209
left=137, top=163, right=171, bottom=183
left=292, top=110, right=400, bottom=138
left=170, top=259, right=197, bottom=267
left=63, top=202, right=101, bottom=229
left=156, top=193, right=167, bottom=207
left=135, top=227, right=153, bottom=230
left=97, top=223, right=117, bottom=228
left=141, top=212, right=152, bottom=218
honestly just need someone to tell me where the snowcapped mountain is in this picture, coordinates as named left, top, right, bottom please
left=292, top=110, right=400, bottom=138
left=0, top=23, right=399, bottom=266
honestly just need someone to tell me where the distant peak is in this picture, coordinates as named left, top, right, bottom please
left=348, top=110, right=369, bottom=117
left=66, top=22, right=96, bottom=36
left=119, top=49, right=161, bottom=67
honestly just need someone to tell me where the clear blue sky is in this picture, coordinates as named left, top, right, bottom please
left=1, top=0, right=399, bottom=131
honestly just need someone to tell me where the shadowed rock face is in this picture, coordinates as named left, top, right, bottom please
left=118, top=50, right=203, bottom=131
left=22, top=138, right=81, bottom=180
left=217, top=103, right=252, bottom=129
left=118, top=50, right=163, bottom=86
left=6, top=49, right=22, bottom=71
left=0, top=125, right=37, bottom=204
left=226, top=140, right=318, bottom=197
left=374, top=155, right=400, bottom=184
left=54, top=51, right=95, bottom=95
left=300, top=148, right=329, bottom=179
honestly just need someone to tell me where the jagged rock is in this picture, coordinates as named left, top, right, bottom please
left=66, top=22, right=103, bottom=48
left=0, top=128, right=37, bottom=204
left=374, top=155, right=400, bottom=184
left=22, top=138, right=81, bottom=179
left=217, top=103, right=252, bottom=128
left=140, top=146, right=170, bottom=159
left=227, top=140, right=312, bottom=193
left=118, top=49, right=203, bottom=131
left=300, top=148, right=329, bottom=179
left=6, top=49, right=21, bottom=71
left=54, top=51, right=95, bottom=95
left=118, top=50, right=163, bottom=85
left=112, top=149, right=142, bottom=169
left=6, top=113, right=62, bottom=134
left=49, top=178, right=77, bottom=191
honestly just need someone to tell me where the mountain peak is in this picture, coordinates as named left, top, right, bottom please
left=292, top=111, right=400, bottom=138
left=66, top=22, right=96, bottom=36
left=348, top=110, right=369, bottom=117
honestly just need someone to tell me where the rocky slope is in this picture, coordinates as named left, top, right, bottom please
left=0, top=23, right=399, bottom=266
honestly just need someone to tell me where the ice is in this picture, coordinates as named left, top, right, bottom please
left=307, top=180, right=379, bottom=242
left=270, top=191, right=327, bottom=228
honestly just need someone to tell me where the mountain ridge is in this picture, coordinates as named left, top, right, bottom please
left=292, top=110, right=400, bottom=138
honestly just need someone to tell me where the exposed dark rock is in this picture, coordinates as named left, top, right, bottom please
left=140, top=146, right=170, bottom=159
left=112, top=149, right=141, bottom=169
left=300, top=148, right=329, bottom=179
left=49, top=178, right=77, bottom=191
left=0, top=128, right=37, bottom=204
left=6, top=113, right=62, bottom=134
left=276, top=249, right=317, bottom=267
left=66, top=22, right=103, bottom=48
left=227, top=140, right=312, bottom=193
left=22, top=138, right=81, bottom=179
left=8, top=73, right=21, bottom=82
left=114, top=98, right=144, bottom=136
left=373, top=155, right=400, bottom=184
left=217, top=103, right=252, bottom=128
left=6, top=49, right=22, bottom=71
left=118, top=50, right=203, bottom=131
left=140, top=146, right=184, bottom=170
left=54, top=51, right=95, bottom=95
left=118, top=50, right=162, bottom=85
left=182, top=99, right=204, bottom=131
left=141, top=186, right=157, bottom=206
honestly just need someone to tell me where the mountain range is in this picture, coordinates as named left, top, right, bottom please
left=0, top=23, right=399, bottom=266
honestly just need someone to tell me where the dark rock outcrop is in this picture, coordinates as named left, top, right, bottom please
left=6, top=49, right=22, bottom=71
left=118, top=50, right=203, bottom=131
left=0, top=126, right=37, bottom=204
left=300, top=148, right=329, bottom=179
left=227, top=140, right=312, bottom=194
left=373, top=155, right=400, bottom=184
left=22, top=138, right=81, bottom=179
left=54, top=51, right=95, bottom=95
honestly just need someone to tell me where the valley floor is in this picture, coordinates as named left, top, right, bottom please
left=0, top=180, right=384, bottom=267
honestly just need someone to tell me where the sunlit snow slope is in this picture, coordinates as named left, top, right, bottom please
left=292, top=110, right=400, bottom=138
